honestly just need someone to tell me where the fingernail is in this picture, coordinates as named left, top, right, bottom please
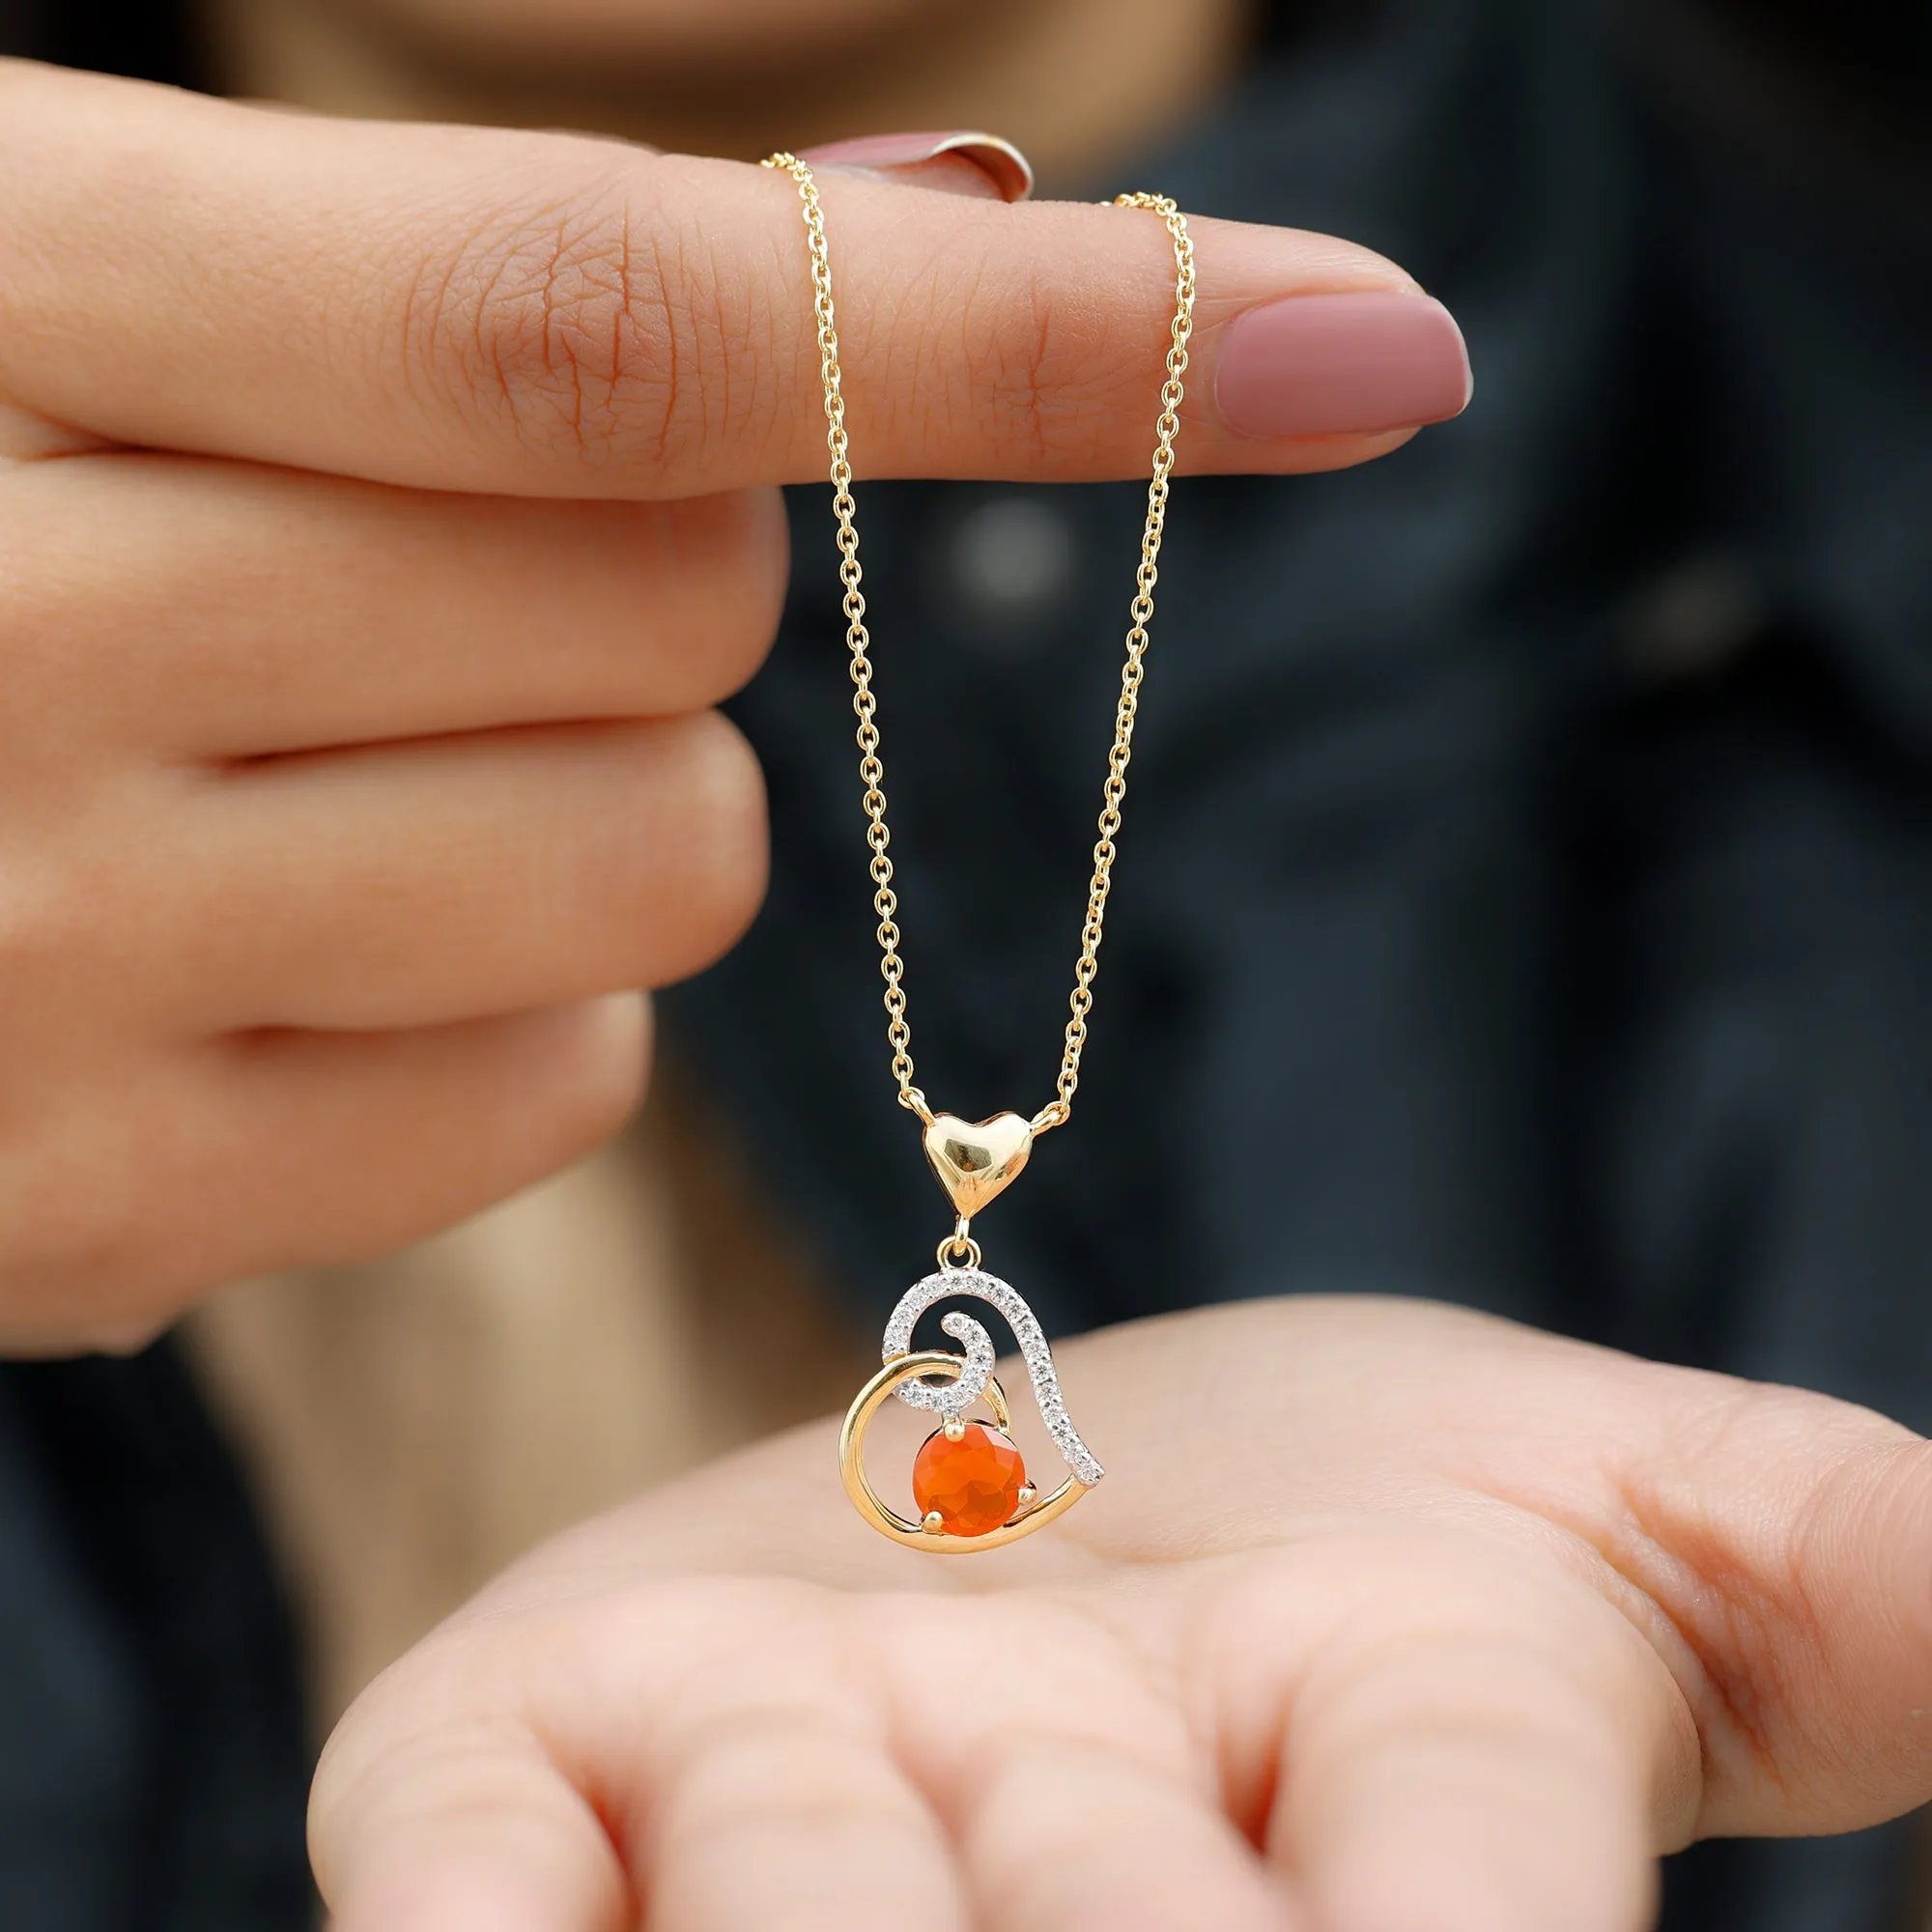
left=797, top=130, right=1035, bottom=203
left=1214, top=292, right=1473, bottom=438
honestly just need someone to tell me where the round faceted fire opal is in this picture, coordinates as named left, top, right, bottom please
left=912, top=1421, right=1028, bottom=1537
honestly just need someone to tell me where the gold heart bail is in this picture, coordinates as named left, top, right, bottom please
left=922, top=1111, right=1034, bottom=1218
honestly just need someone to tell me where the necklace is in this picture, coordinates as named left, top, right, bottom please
left=763, top=154, right=1195, bottom=1552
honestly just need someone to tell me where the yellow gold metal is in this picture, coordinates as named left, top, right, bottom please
left=923, top=1511, right=945, bottom=1533
left=935, top=1230, right=983, bottom=1271
left=766, top=154, right=1187, bottom=1553
left=763, top=152, right=1193, bottom=1140
left=923, top=1111, right=1035, bottom=1217
left=838, top=1351, right=1092, bottom=1552
left=943, top=1413, right=966, bottom=1442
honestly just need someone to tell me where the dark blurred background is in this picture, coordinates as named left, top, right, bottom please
left=1, top=1, right=1928, bottom=1927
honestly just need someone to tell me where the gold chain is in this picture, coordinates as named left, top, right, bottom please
left=763, top=155, right=1195, bottom=1140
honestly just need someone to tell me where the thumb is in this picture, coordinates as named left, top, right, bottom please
left=0, top=60, right=1471, bottom=500
left=1631, top=1384, right=1932, bottom=1838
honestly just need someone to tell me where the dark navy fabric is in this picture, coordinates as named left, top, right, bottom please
left=0, top=1347, right=313, bottom=1932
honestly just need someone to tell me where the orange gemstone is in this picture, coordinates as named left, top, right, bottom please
left=912, top=1421, right=1028, bottom=1538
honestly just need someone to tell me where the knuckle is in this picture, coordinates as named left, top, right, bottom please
left=545, top=991, right=653, bottom=1150
left=669, top=710, right=770, bottom=940
left=0, top=838, right=108, bottom=1027
left=0, top=1101, right=190, bottom=1349
left=971, top=273, right=1065, bottom=466
left=0, top=486, right=86, bottom=711
left=905, top=237, right=1090, bottom=470
left=652, top=488, right=788, bottom=705
left=402, top=165, right=732, bottom=480
left=616, top=711, right=768, bottom=980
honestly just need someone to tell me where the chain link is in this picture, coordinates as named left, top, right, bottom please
left=764, top=156, right=1194, bottom=1136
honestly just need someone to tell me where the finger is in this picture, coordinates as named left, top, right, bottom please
left=224, top=999, right=649, bottom=1269
left=0, top=64, right=1471, bottom=497
left=959, top=1742, right=1288, bottom=1932
left=510, top=1580, right=972, bottom=1932
left=4, top=456, right=785, bottom=756
left=1234, top=1540, right=1681, bottom=1932
left=1594, top=1382, right=1932, bottom=1837
left=5, top=996, right=647, bottom=1341
left=644, top=1711, right=966, bottom=1932
left=168, top=713, right=764, bottom=1031
left=312, top=1719, right=629, bottom=1932
left=1280, top=1634, right=1657, bottom=1932
left=872, top=1595, right=1289, bottom=1932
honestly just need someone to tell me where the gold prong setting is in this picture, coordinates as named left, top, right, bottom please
left=838, top=1349, right=1094, bottom=1553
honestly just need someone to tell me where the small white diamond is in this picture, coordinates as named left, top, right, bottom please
left=881, top=1268, right=1104, bottom=1488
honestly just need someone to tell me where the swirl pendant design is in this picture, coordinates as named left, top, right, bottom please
left=838, top=1267, right=1102, bottom=1551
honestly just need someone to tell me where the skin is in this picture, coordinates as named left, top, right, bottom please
left=314, top=1296, right=1932, bottom=1931
left=0, top=58, right=1424, bottom=1347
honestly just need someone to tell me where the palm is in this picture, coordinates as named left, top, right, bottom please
left=314, top=1299, right=1932, bottom=1932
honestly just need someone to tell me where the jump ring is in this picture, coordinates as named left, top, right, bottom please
left=936, top=1232, right=983, bottom=1271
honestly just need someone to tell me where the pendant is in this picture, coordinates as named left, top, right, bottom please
left=921, top=1112, right=1035, bottom=1216
left=838, top=1264, right=1103, bottom=1552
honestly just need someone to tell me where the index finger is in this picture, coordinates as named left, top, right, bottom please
left=0, top=62, right=1471, bottom=499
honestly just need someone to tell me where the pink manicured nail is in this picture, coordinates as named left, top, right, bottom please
left=1215, top=293, right=1473, bottom=438
left=797, top=130, right=1035, bottom=203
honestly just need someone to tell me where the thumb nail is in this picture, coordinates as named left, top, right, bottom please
left=797, top=130, right=1034, bottom=203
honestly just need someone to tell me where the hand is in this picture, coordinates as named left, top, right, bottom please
left=311, top=1296, right=1932, bottom=1932
left=0, top=64, right=1468, bottom=1348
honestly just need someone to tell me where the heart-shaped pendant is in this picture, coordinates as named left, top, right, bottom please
left=838, top=1266, right=1102, bottom=1552
left=923, top=1111, right=1034, bottom=1218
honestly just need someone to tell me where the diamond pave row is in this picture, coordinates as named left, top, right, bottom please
left=881, top=1268, right=1105, bottom=1489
